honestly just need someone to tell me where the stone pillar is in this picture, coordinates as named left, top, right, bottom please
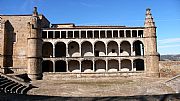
left=119, top=58, right=121, bottom=71
left=131, top=60, right=133, bottom=71
left=53, top=45, right=55, bottom=57
left=106, top=60, right=108, bottom=72
left=131, top=45, right=133, bottom=56
left=66, top=60, right=69, bottom=72
left=80, top=61, right=82, bottom=72
left=27, top=7, right=42, bottom=80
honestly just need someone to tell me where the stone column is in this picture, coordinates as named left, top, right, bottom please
left=53, top=45, right=55, bottom=57
left=106, top=60, right=108, bottom=72
left=27, top=7, right=42, bottom=80
left=131, top=60, right=133, bottom=71
left=119, top=58, right=121, bottom=71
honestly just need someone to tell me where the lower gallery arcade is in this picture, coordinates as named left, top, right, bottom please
left=42, top=59, right=144, bottom=73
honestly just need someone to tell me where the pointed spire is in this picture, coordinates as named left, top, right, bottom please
left=144, top=8, right=155, bottom=27
left=33, top=7, right=38, bottom=16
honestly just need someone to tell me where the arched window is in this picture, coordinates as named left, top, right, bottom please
left=121, top=59, right=132, bottom=71
left=81, top=60, right=93, bottom=72
left=133, top=40, right=144, bottom=56
left=108, top=59, right=119, bottom=72
left=120, top=41, right=131, bottom=56
left=107, top=41, right=119, bottom=56
left=55, top=60, right=66, bottom=72
left=95, top=60, right=106, bottom=72
left=133, top=59, right=144, bottom=71
left=81, top=41, right=93, bottom=56
left=94, top=41, right=106, bottom=56
left=55, top=42, right=66, bottom=57
left=68, top=41, right=80, bottom=57
left=68, top=60, right=80, bottom=72
left=42, top=42, right=53, bottom=58
left=42, top=60, right=53, bottom=72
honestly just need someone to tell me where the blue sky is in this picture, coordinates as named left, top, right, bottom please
left=0, top=0, right=180, bottom=55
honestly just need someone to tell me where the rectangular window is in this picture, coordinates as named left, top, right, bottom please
left=48, top=31, right=53, bottom=38
left=61, top=31, right=66, bottom=38
left=42, top=31, right=47, bottom=38
left=55, top=31, right=60, bottom=38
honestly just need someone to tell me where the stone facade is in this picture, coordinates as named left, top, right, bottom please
left=0, top=7, right=159, bottom=80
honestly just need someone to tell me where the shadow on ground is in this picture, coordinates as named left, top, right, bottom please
left=0, top=93, right=179, bottom=101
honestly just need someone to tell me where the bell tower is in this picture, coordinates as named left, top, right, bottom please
left=27, top=7, right=42, bottom=80
left=144, top=8, right=159, bottom=77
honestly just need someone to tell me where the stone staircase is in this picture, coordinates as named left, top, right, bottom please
left=0, top=72, right=32, bottom=94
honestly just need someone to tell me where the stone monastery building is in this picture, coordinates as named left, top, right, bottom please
left=0, top=7, right=159, bottom=80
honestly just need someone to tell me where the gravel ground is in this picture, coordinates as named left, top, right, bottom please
left=27, top=76, right=178, bottom=97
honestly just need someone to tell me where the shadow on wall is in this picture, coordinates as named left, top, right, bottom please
left=0, top=93, right=179, bottom=101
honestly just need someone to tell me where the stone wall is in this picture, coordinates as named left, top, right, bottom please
left=159, top=61, right=180, bottom=77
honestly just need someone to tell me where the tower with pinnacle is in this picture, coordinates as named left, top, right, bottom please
left=27, top=7, right=42, bottom=80
left=144, top=8, right=159, bottom=77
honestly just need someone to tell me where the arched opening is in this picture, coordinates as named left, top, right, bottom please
left=94, top=41, right=106, bottom=56
left=120, top=41, right=131, bottom=56
left=55, top=42, right=66, bottom=57
left=81, top=41, right=93, bottom=56
left=42, top=60, right=53, bottom=72
left=133, top=59, right=144, bottom=71
left=81, top=60, right=93, bottom=72
left=55, top=60, right=66, bottom=72
left=68, top=60, right=80, bottom=72
left=42, top=42, right=53, bottom=58
left=133, top=40, right=144, bottom=56
left=108, top=59, right=119, bottom=72
left=95, top=60, right=106, bottom=72
left=107, top=41, right=119, bottom=56
left=121, top=59, right=132, bottom=71
left=68, top=41, right=80, bottom=57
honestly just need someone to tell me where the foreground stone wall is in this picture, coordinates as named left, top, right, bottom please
left=159, top=61, right=180, bottom=77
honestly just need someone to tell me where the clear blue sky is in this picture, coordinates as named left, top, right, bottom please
left=0, top=0, right=180, bottom=55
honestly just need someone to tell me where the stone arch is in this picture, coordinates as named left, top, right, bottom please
left=121, top=59, right=132, bottom=71
left=94, top=41, right=106, bottom=56
left=81, top=60, right=93, bottom=72
left=81, top=41, right=93, bottom=56
left=107, top=41, right=119, bottom=56
left=68, top=41, right=80, bottom=57
left=42, top=42, right=53, bottom=58
left=42, top=60, right=53, bottom=72
left=55, top=42, right=66, bottom=57
left=95, top=59, right=106, bottom=72
left=108, top=59, right=119, bottom=72
left=133, top=40, right=144, bottom=56
left=68, top=60, right=80, bottom=72
left=55, top=60, right=66, bottom=72
left=120, top=41, right=131, bottom=56
left=133, top=59, right=144, bottom=71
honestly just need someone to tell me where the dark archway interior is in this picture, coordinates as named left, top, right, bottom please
left=42, top=42, right=53, bottom=58
left=42, top=61, right=53, bottom=72
left=55, top=42, right=66, bottom=57
left=81, top=60, right=93, bottom=72
left=121, top=59, right=132, bottom=71
left=133, top=41, right=144, bottom=56
left=134, top=59, right=144, bottom=71
left=55, top=60, right=66, bottom=72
